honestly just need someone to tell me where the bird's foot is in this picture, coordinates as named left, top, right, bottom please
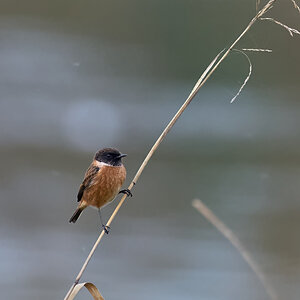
left=102, top=224, right=110, bottom=234
left=119, top=189, right=133, bottom=197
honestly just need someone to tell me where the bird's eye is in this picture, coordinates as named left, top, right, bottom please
left=106, top=154, right=111, bottom=158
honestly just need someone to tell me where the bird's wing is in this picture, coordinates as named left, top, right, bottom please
left=77, top=164, right=100, bottom=202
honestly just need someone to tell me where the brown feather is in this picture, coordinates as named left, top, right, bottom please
left=77, top=164, right=100, bottom=202
left=82, top=163, right=126, bottom=208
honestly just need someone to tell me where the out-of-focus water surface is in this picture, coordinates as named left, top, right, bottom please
left=1, top=1, right=300, bottom=299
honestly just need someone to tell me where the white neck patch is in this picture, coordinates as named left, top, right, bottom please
left=95, top=161, right=112, bottom=167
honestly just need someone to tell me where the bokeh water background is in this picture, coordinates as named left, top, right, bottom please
left=1, top=1, right=300, bottom=299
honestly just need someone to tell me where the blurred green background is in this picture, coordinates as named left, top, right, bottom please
left=1, top=1, right=300, bottom=299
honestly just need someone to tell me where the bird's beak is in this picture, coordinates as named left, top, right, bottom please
left=117, top=153, right=127, bottom=159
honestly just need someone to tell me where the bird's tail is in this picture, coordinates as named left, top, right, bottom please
left=69, top=208, right=83, bottom=223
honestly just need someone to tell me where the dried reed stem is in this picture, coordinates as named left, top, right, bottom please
left=192, top=199, right=277, bottom=300
left=291, top=0, right=300, bottom=13
left=64, top=1, right=278, bottom=299
left=256, top=0, right=261, bottom=12
left=230, top=49, right=253, bottom=103
left=242, top=48, right=273, bottom=52
left=260, top=17, right=300, bottom=36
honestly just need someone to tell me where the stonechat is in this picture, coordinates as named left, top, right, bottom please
left=69, top=147, right=131, bottom=233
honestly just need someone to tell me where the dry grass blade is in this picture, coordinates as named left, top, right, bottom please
left=68, top=282, right=105, bottom=300
left=256, top=0, right=261, bottom=11
left=188, top=49, right=226, bottom=97
left=291, top=0, right=300, bottom=13
left=192, top=199, right=278, bottom=300
left=230, top=49, right=252, bottom=103
left=242, top=48, right=273, bottom=52
left=260, top=17, right=300, bottom=36
left=63, top=1, right=279, bottom=299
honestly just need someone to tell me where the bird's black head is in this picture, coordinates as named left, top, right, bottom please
left=94, top=148, right=127, bottom=166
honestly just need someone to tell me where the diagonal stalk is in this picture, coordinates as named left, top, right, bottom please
left=64, top=1, right=277, bottom=299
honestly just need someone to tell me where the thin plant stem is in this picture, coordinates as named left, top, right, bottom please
left=192, top=199, right=277, bottom=300
left=64, top=1, right=278, bottom=299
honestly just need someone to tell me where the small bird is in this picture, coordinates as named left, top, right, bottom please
left=69, top=147, right=131, bottom=233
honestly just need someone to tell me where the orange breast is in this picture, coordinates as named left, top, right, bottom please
left=82, top=164, right=126, bottom=208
